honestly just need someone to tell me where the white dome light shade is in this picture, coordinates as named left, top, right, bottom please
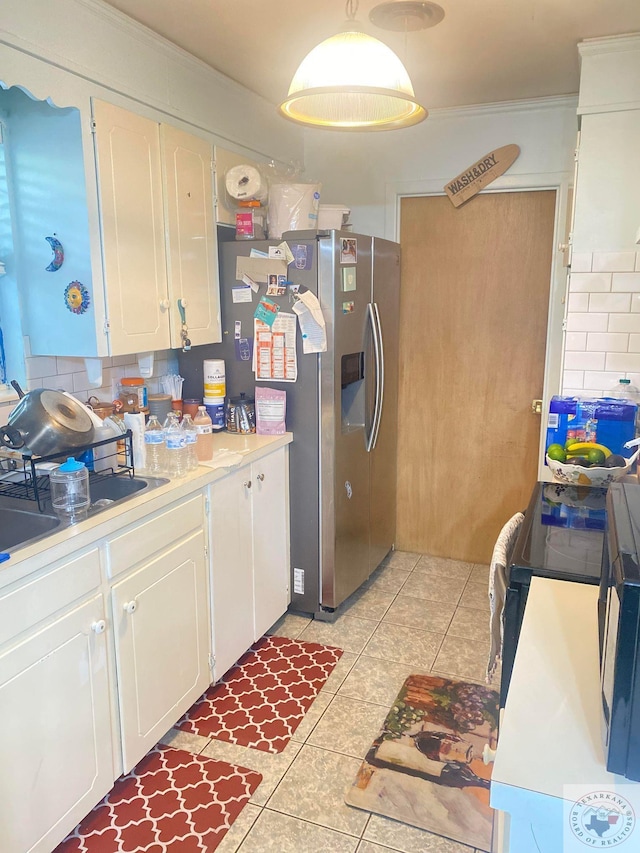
left=279, top=30, right=427, bottom=130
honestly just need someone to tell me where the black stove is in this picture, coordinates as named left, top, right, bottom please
left=500, top=481, right=606, bottom=706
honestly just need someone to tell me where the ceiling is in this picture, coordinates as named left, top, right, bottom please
left=101, top=0, right=640, bottom=113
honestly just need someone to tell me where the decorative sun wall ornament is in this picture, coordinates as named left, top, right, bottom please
left=45, top=235, right=64, bottom=271
left=64, top=280, right=90, bottom=315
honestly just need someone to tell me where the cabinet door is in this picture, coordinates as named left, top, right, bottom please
left=0, top=596, right=113, bottom=853
left=112, top=530, right=209, bottom=772
left=252, top=447, right=291, bottom=639
left=92, top=99, right=170, bottom=355
left=161, top=124, right=222, bottom=348
left=209, top=467, right=254, bottom=680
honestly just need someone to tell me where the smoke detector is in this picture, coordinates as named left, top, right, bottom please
left=369, top=1, right=445, bottom=32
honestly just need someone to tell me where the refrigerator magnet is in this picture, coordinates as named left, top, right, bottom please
left=292, top=244, right=312, bottom=270
left=235, top=337, right=253, bottom=362
left=342, top=301, right=355, bottom=314
left=340, top=238, right=357, bottom=264
left=255, top=296, right=280, bottom=327
left=232, top=285, right=252, bottom=303
left=342, top=267, right=357, bottom=292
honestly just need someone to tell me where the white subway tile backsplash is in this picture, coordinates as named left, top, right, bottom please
left=568, top=293, right=589, bottom=312
left=592, top=252, right=637, bottom=273
left=25, top=356, right=58, bottom=380
left=565, top=332, right=587, bottom=350
left=570, top=253, right=592, bottom=273
left=629, top=335, right=640, bottom=352
left=55, top=357, right=85, bottom=375
left=612, top=273, right=640, bottom=292
left=564, top=351, right=605, bottom=371
left=566, top=313, right=609, bottom=332
left=563, top=370, right=584, bottom=388
left=112, top=355, right=137, bottom=367
left=569, top=272, right=612, bottom=293
left=584, top=370, right=622, bottom=389
left=589, top=293, right=631, bottom=313
left=608, top=314, right=640, bottom=334
left=636, top=253, right=640, bottom=272
left=605, top=353, right=640, bottom=373
left=586, top=332, right=628, bottom=352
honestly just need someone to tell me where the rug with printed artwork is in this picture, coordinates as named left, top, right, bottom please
left=345, top=674, right=499, bottom=852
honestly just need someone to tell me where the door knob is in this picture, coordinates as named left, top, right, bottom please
left=159, top=299, right=170, bottom=310
left=256, top=473, right=265, bottom=482
left=91, top=620, right=106, bottom=634
left=243, top=480, right=252, bottom=489
left=123, top=600, right=138, bottom=614
left=531, top=399, right=543, bottom=415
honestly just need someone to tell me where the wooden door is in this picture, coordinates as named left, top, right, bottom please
left=112, top=530, right=209, bottom=772
left=92, top=99, right=170, bottom=355
left=161, top=124, right=222, bottom=348
left=397, top=191, right=555, bottom=563
left=252, top=448, right=290, bottom=639
left=0, top=596, right=113, bottom=853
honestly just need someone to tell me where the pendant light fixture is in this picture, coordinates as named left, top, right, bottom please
left=279, top=0, right=443, bottom=131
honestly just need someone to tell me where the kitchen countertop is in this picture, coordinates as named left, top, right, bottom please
left=0, top=431, right=292, bottom=589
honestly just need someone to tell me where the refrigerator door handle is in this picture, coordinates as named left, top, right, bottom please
left=366, top=302, right=384, bottom=452
left=370, top=301, right=385, bottom=451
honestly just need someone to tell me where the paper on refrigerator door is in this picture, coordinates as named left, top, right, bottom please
left=253, top=312, right=298, bottom=382
left=292, top=290, right=327, bottom=353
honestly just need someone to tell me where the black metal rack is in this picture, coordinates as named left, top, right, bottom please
left=0, top=430, right=134, bottom=511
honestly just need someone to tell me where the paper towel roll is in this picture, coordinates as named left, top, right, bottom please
left=225, top=165, right=268, bottom=203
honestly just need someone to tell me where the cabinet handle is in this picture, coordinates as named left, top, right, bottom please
left=256, top=473, right=265, bottom=482
left=123, top=600, right=138, bottom=615
left=159, top=299, right=170, bottom=310
left=243, top=480, right=252, bottom=489
left=91, top=619, right=107, bottom=634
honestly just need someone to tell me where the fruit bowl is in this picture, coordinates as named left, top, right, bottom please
left=545, top=452, right=638, bottom=488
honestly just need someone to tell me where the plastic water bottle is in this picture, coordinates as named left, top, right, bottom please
left=181, top=414, right=199, bottom=472
left=163, top=412, right=187, bottom=478
left=194, top=405, right=214, bottom=461
left=143, top=414, right=166, bottom=475
left=610, top=378, right=640, bottom=436
left=609, top=378, right=640, bottom=401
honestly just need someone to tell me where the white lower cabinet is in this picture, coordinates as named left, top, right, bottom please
left=210, top=446, right=290, bottom=681
left=107, top=494, right=210, bottom=773
left=112, top=529, right=209, bottom=772
left=0, top=552, right=114, bottom=853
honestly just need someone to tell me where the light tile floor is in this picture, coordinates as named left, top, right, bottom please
left=162, top=551, right=499, bottom=853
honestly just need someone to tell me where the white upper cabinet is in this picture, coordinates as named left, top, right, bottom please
left=92, top=99, right=221, bottom=355
left=93, top=99, right=170, bottom=354
left=161, top=124, right=221, bottom=348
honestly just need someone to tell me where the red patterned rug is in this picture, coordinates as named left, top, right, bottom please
left=54, top=745, right=261, bottom=853
left=176, top=635, right=343, bottom=753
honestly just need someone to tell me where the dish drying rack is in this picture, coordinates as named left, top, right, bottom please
left=0, top=430, right=134, bottom=511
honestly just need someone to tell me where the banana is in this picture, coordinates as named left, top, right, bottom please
left=565, top=441, right=612, bottom=458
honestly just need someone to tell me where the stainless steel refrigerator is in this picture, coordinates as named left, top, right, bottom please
left=178, top=229, right=400, bottom=617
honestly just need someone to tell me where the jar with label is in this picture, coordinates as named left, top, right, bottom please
left=117, top=377, right=148, bottom=414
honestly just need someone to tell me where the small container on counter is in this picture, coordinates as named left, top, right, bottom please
left=204, top=397, right=225, bottom=431
left=225, top=393, right=256, bottom=434
left=182, top=398, right=202, bottom=420
left=117, top=377, right=148, bottom=414
left=148, top=394, right=172, bottom=424
left=50, top=457, right=90, bottom=524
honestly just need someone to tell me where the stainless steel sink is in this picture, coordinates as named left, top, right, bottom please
left=0, top=496, right=61, bottom=553
left=0, top=474, right=169, bottom=555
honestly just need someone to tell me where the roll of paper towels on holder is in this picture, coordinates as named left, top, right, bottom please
left=225, top=165, right=268, bottom=203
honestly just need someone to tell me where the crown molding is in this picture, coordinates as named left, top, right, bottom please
left=427, top=94, right=578, bottom=121
left=578, top=32, right=640, bottom=57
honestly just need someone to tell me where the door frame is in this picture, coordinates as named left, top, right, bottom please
left=385, top=170, right=572, bottom=479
